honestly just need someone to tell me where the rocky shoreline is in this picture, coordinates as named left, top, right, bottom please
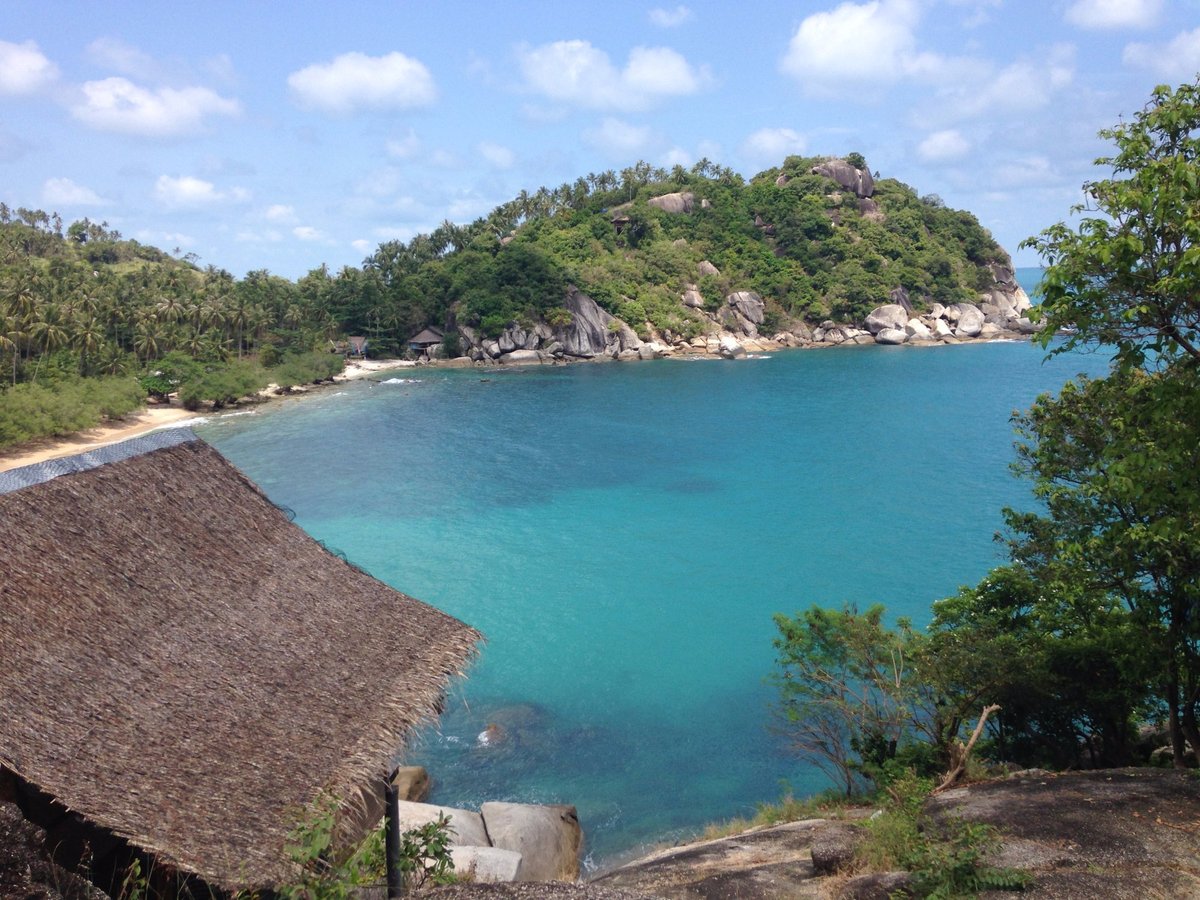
left=417, top=261, right=1039, bottom=368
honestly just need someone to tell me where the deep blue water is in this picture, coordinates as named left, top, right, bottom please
left=195, top=268, right=1108, bottom=868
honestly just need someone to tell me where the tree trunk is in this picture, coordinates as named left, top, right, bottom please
left=1168, top=671, right=1188, bottom=768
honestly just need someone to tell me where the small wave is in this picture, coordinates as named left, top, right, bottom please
left=159, top=416, right=209, bottom=429
left=381, top=377, right=423, bottom=385
left=745, top=354, right=774, bottom=360
left=218, top=409, right=257, bottom=418
left=330, top=391, right=347, bottom=397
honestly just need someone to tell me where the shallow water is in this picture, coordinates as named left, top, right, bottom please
left=197, top=268, right=1108, bottom=867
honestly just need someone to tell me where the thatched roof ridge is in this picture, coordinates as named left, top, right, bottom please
left=408, top=327, right=444, bottom=345
left=0, top=432, right=481, bottom=890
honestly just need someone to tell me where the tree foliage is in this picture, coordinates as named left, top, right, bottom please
left=1023, top=79, right=1200, bottom=369
left=771, top=605, right=938, bottom=796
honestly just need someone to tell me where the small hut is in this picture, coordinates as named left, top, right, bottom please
left=407, top=327, right=444, bottom=356
left=0, top=430, right=481, bottom=895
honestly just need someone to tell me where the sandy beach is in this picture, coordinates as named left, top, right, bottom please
left=0, top=358, right=418, bottom=474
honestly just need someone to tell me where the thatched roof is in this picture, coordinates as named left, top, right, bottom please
left=0, top=430, right=481, bottom=891
left=408, top=327, right=444, bottom=345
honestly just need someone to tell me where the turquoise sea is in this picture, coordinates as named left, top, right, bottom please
left=195, top=269, right=1108, bottom=869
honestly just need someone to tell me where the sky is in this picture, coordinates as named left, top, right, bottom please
left=2, top=0, right=1199, bottom=279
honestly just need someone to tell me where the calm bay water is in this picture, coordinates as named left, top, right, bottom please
left=196, top=270, right=1107, bottom=868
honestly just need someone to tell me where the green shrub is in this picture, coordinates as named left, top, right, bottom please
left=859, top=770, right=1029, bottom=898
left=277, top=796, right=456, bottom=899
left=0, top=376, right=145, bottom=448
left=270, top=351, right=344, bottom=390
left=177, top=361, right=267, bottom=410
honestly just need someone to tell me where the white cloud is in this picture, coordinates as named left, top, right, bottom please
left=352, top=238, right=372, bottom=254
left=293, top=226, right=322, bottom=241
left=154, top=174, right=248, bottom=207
left=86, top=37, right=158, bottom=79
left=948, top=0, right=1001, bottom=28
left=649, top=5, right=693, bottom=27
left=662, top=146, right=693, bottom=167
left=136, top=229, right=195, bottom=247
left=780, top=0, right=943, bottom=92
left=992, top=156, right=1059, bottom=189
left=0, top=39, right=58, bottom=95
left=917, top=129, right=970, bottom=163
left=42, top=177, right=106, bottom=206
left=1124, top=28, right=1200, bottom=79
left=387, top=129, right=421, bottom=158
left=265, top=204, right=296, bottom=222
left=583, top=117, right=655, bottom=155
left=478, top=141, right=516, bottom=168
left=72, top=78, right=240, bottom=137
left=518, top=40, right=708, bottom=110
left=927, top=48, right=1075, bottom=122
left=288, top=51, right=437, bottom=115
left=1065, top=0, right=1161, bottom=30
left=740, top=127, right=807, bottom=167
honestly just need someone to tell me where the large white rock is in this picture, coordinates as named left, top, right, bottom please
left=647, top=191, right=695, bottom=214
left=726, top=291, right=765, bottom=325
left=905, top=318, right=931, bottom=339
left=718, top=334, right=746, bottom=358
left=933, top=318, right=953, bottom=337
left=480, top=802, right=583, bottom=882
left=979, top=323, right=1004, bottom=339
left=948, top=303, right=985, bottom=337
left=1011, top=287, right=1033, bottom=315
left=875, top=327, right=908, bottom=345
left=394, top=801, right=489, bottom=848
left=449, top=846, right=523, bottom=883
left=1014, top=316, right=1044, bottom=334
left=681, top=288, right=704, bottom=309
left=864, top=304, right=908, bottom=335
left=499, top=349, right=542, bottom=365
left=392, top=767, right=430, bottom=803
left=697, top=260, right=721, bottom=277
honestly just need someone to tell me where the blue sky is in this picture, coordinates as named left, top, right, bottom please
left=2, top=0, right=1198, bottom=278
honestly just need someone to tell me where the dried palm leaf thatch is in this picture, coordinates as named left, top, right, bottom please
left=0, top=430, right=481, bottom=891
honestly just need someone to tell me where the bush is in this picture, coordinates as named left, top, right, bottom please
left=858, top=770, right=1029, bottom=897
left=177, top=361, right=267, bottom=410
left=0, top=376, right=146, bottom=448
left=271, top=352, right=344, bottom=390
left=278, top=796, right=456, bottom=899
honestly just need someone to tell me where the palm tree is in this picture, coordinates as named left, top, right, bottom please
left=73, top=316, right=106, bottom=375
left=133, top=321, right=162, bottom=363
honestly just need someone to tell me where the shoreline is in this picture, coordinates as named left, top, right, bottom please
left=0, top=358, right=417, bottom=474
left=0, top=337, right=1032, bottom=474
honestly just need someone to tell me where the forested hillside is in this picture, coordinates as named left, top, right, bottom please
left=0, top=154, right=1007, bottom=446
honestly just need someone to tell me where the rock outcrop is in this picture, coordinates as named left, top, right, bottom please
left=647, top=192, right=695, bottom=214
left=592, top=768, right=1200, bottom=899
left=0, top=801, right=107, bottom=900
left=393, top=800, right=583, bottom=885
left=811, top=159, right=875, bottom=198
left=863, top=304, right=907, bottom=335
left=481, top=802, right=583, bottom=882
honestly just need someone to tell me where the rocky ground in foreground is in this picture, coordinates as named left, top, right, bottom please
left=585, top=768, right=1200, bottom=899
left=9, top=768, right=1196, bottom=898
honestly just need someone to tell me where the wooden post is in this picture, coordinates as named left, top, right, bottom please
left=384, top=775, right=404, bottom=898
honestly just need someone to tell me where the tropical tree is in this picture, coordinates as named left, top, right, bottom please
left=1023, top=79, right=1200, bottom=370
left=1015, top=78, right=1200, bottom=765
